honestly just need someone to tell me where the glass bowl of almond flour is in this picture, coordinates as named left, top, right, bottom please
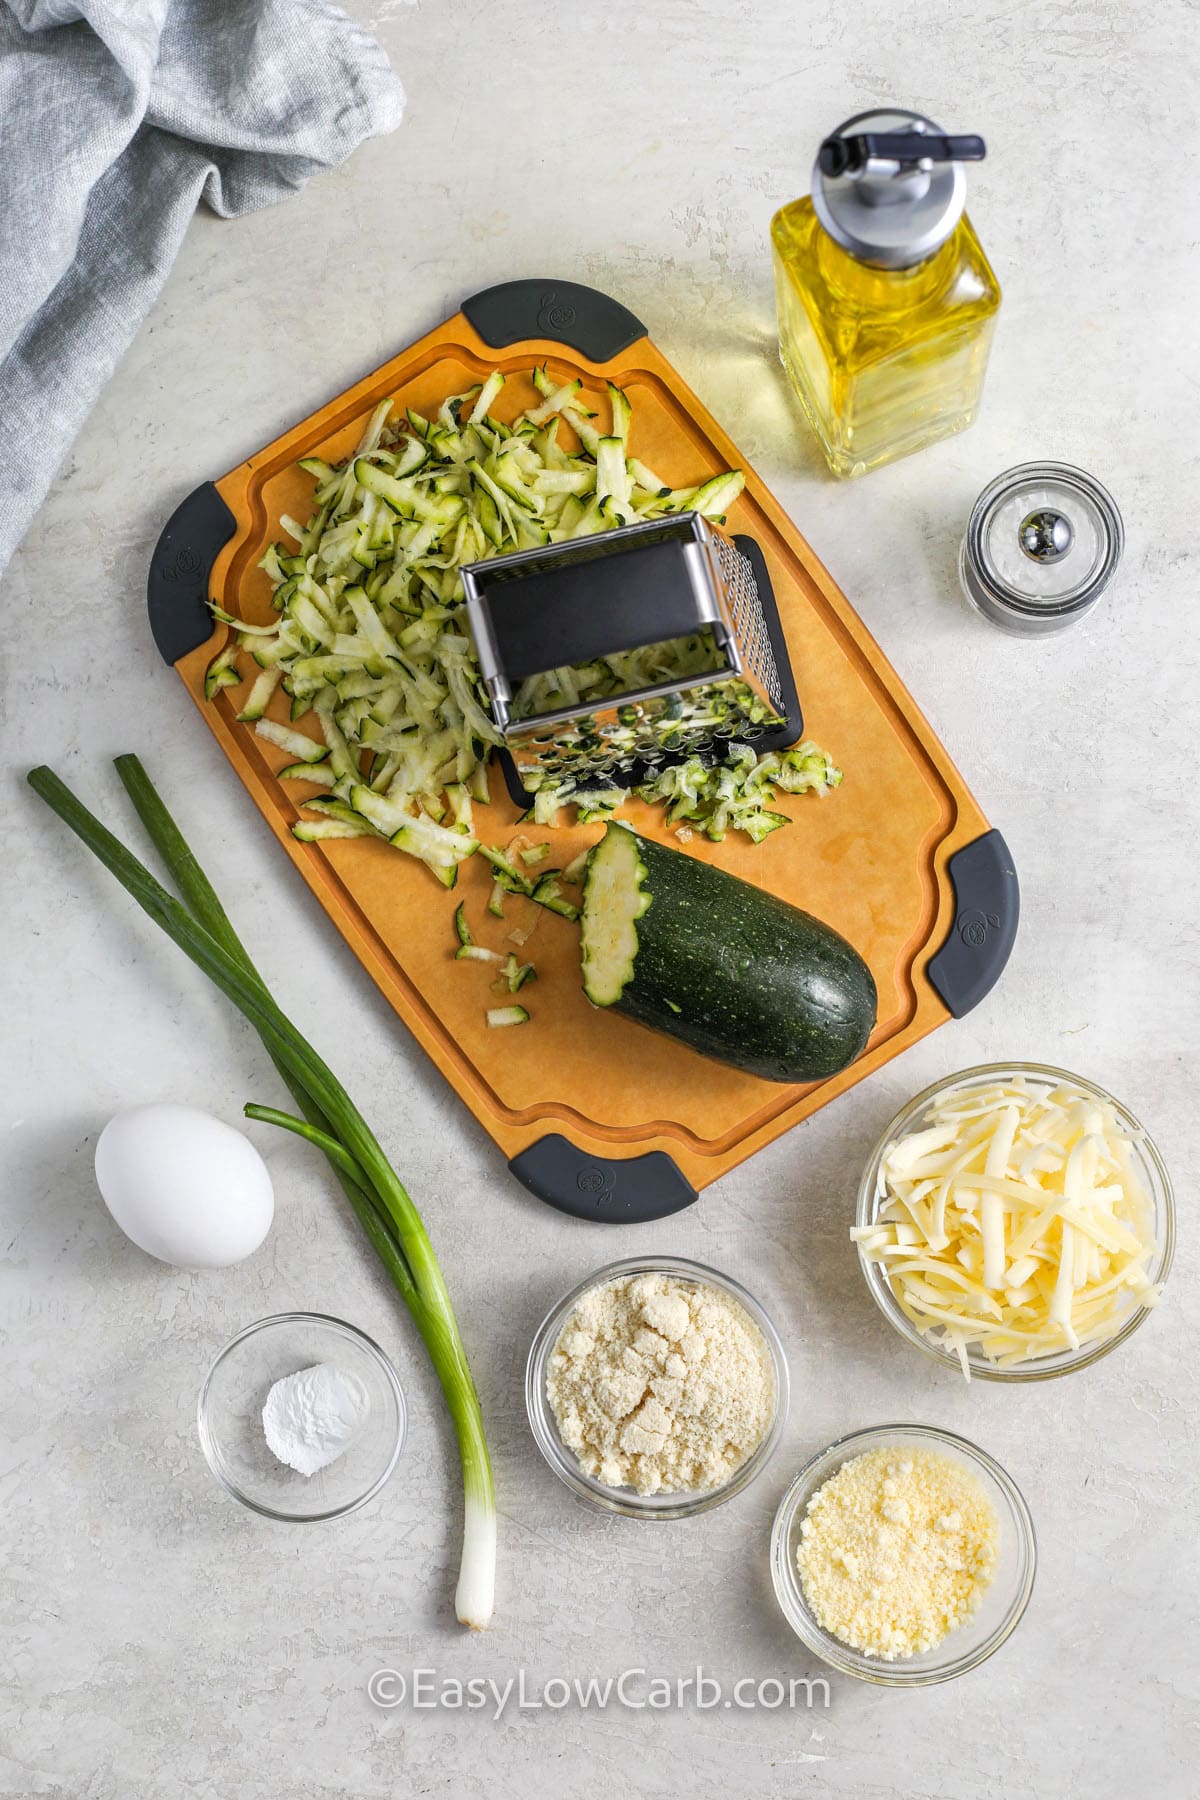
left=525, top=1257, right=790, bottom=1518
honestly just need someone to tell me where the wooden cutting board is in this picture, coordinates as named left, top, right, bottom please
left=147, top=279, right=1017, bottom=1222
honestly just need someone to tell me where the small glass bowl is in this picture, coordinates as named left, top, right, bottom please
left=525, top=1255, right=789, bottom=1519
left=771, top=1423, right=1036, bottom=1686
left=197, top=1312, right=406, bottom=1521
left=856, top=1062, right=1174, bottom=1382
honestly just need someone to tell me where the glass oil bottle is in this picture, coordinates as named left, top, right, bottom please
left=771, top=109, right=1001, bottom=479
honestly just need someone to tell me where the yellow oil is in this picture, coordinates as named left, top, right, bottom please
left=771, top=196, right=1001, bottom=479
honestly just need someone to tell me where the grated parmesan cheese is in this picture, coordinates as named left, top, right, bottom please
left=797, top=1447, right=999, bottom=1660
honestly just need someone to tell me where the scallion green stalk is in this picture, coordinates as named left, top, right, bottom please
left=28, top=760, right=495, bottom=1629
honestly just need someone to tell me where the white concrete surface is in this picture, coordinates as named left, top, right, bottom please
left=4, top=2, right=1198, bottom=1795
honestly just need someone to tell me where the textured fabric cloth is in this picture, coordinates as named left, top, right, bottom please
left=0, top=0, right=404, bottom=575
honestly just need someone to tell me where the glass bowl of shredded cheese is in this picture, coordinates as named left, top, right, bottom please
left=854, top=1064, right=1174, bottom=1381
left=771, top=1423, right=1037, bottom=1685
left=525, top=1256, right=790, bottom=1519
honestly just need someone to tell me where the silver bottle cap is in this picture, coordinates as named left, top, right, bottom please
left=812, top=109, right=975, bottom=270
left=959, top=462, right=1125, bottom=636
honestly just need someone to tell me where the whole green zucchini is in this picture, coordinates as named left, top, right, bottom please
left=580, top=824, right=877, bottom=1082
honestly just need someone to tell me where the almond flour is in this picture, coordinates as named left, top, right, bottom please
left=546, top=1271, right=775, bottom=1495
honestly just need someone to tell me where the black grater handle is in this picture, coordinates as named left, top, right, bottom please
left=926, top=829, right=1019, bottom=1017
left=462, top=281, right=647, bottom=363
left=148, top=481, right=237, bottom=665
left=509, top=1135, right=697, bottom=1223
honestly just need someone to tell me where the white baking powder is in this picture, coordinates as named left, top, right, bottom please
left=262, top=1362, right=371, bottom=1477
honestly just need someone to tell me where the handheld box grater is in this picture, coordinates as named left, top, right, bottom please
left=462, top=512, right=803, bottom=799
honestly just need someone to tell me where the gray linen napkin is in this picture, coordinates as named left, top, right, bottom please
left=0, top=0, right=405, bottom=577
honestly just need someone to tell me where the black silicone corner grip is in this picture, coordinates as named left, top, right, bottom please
left=927, top=829, right=1019, bottom=1017
left=462, top=281, right=647, bottom=363
left=509, top=1135, right=698, bottom=1223
left=148, top=482, right=237, bottom=665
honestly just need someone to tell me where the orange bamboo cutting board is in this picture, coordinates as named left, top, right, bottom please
left=147, top=280, right=1017, bottom=1221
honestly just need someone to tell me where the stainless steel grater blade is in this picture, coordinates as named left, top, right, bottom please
left=463, top=512, right=793, bottom=795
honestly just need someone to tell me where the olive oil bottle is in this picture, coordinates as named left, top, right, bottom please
left=771, top=109, right=1001, bottom=479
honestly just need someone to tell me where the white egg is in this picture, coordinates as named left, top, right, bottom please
left=95, top=1103, right=274, bottom=1270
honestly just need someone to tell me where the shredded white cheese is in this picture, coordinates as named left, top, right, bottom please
left=853, top=1075, right=1163, bottom=1374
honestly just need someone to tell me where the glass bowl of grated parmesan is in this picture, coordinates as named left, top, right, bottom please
left=854, top=1063, right=1174, bottom=1382
left=525, top=1256, right=790, bottom=1519
left=771, top=1423, right=1037, bottom=1685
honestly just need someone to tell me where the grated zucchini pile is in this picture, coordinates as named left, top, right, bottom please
left=207, top=371, right=841, bottom=884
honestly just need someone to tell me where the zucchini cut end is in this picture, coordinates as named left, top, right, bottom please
left=579, top=824, right=651, bottom=1008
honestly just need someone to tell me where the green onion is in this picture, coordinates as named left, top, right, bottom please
left=28, top=758, right=495, bottom=1630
